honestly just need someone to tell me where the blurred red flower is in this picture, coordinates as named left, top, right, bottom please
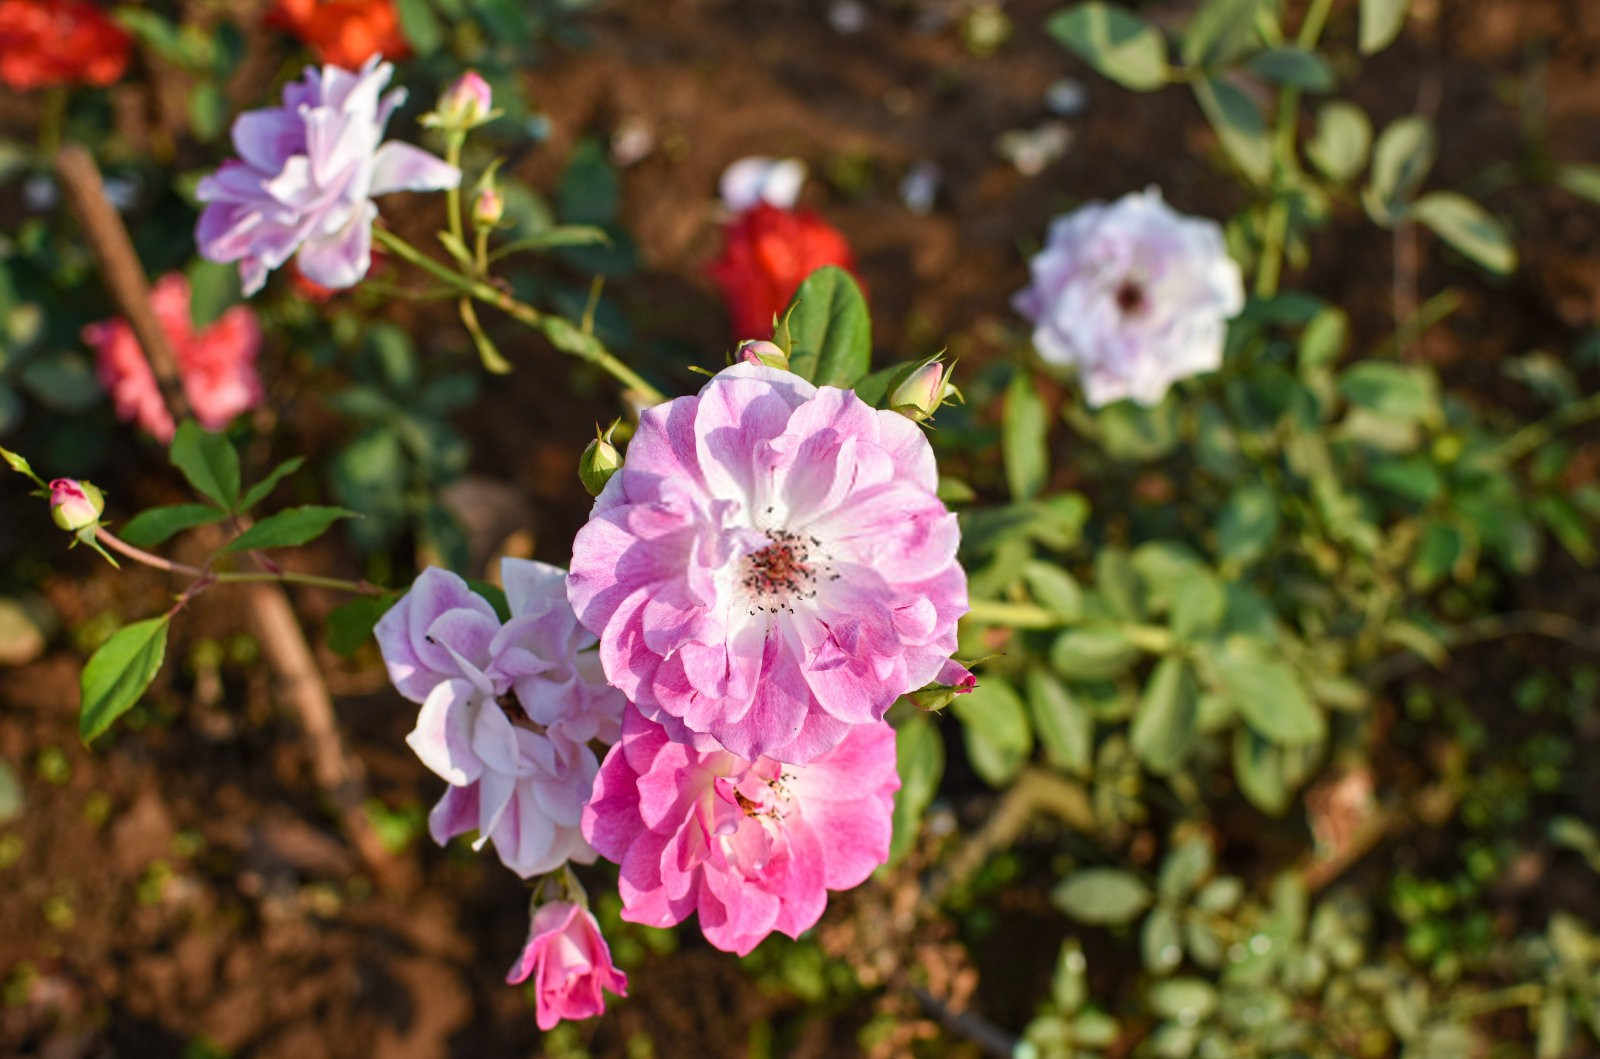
left=0, top=0, right=131, bottom=91
left=269, top=0, right=409, bottom=70
left=84, top=273, right=264, bottom=443
left=708, top=203, right=861, bottom=341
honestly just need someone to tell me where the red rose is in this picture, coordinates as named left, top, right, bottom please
left=268, top=0, right=409, bottom=70
left=708, top=202, right=861, bottom=340
left=0, top=0, right=131, bottom=91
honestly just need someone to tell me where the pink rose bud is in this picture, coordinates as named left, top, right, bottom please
left=472, top=185, right=503, bottom=228
left=49, top=478, right=104, bottom=532
left=428, top=71, right=494, bottom=130
left=890, top=358, right=958, bottom=422
left=735, top=339, right=788, bottom=371
left=906, top=658, right=977, bottom=711
left=506, top=901, right=628, bottom=1031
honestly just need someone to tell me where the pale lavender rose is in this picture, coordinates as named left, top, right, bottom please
left=374, top=559, right=623, bottom=877
left=1013, top=187, right=1244, bottom=407
left=196, top=56, right=459, bottom=296
left=566, top=362, right=968, bottom=765
left=581, top=705, right=899, bottom=956
left=507, top=900, right=628, bottom=1028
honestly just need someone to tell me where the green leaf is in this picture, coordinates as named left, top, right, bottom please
left=238, top=457, right=307, bottom=512
left=1410, top=191, right=1517, bottom=274
left=1094, top=548, right=1143, bottom=620
left=1143, top=904, right=1183, bottom=974
left=21, top=352, right=101, bottom=412
left=1306, top=102, right=1372, bottom=182
left=1363, top=116, right=1435, bottom=224
left=1369, top=455, right=1443, bottom=504
left=1094, top=397, right=1180, bottom=461
left=118, top=503, right=226, bottom=548
left=1213, top=638, right=1325, bottom=745
left=169, top=420, right=241, bottom=511
left=1052, top=867, right=1152, bottom=925
left=952, top=676, right=1033, bottom=786
left=1233, top=727, right=1289, bottom=813
left=395, top=0, right=442, bottom=54
left=326, top=595, right=397, bottom=657
left=1158, top=838, right=1214, bottom=900
left=1130, top=657, right=1198, bottom=775
left=1358, top=0, right=1409, bottom=55
left=1216, top=484, right=1278, bottom=565
left=1051, top=627, right=1139, bottom=680
left=187, top=81, right=228, bottom=141
left=558, top=138, right=619, bottom=227
left=1247, top=47, right=1334, bottom=91
left=1148, top=978, right=1218, bottom=1023
left=777, top=266, right=872, bottom=389
left=1194, top=76, right=1271, bottom=185
left=1022, top=561, right=1084, bottom=621
left=79, top=617, right=169, bottom=743
left=1299, top=307, right=1348, bottom=371
left=221, top=506, right=354, bottom=553
left=1180, top=0, right=1261, bottom=68
left=1046, top=3, right=1168, bottom=91
left=1556, top=163, right=1600, bottom=205
left=889, top=713, right=945, bottom=865
left=1003, top=373, right=1050, bottom=501
left=1411, top=519, right=1464, bottom=589
left=1339, top=361, right=1440, bottom=424
left=185, top=259, right=241, bottom=329
left=1026, top=666, right=1093, bottom=776
left=466, top=579, right=512, bottom=622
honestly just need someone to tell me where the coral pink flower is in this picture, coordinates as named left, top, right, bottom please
left=567, top=362, right=967, bottom=764
left=0, top=0, right=131, bottom=91
left=581, top=705, right=899, bottom=956
left=708, top=203, right=860, bottom=340
left=83, top=273, right=263, bottom=443
left=375, top=559, right=624, bottom=877
left=506, top=900, right=628, bottom=1029
left=268, top=0, right=409, bottom=71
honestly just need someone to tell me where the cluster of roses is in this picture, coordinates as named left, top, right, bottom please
left=375, top=355, right=972, bottom=1028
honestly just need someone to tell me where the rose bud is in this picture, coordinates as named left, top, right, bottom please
left=49, top=478, right=104, bottom=532
left=735, top=339, right=788, bottom=371
left=424, top=71, right=495, bottom=130
left=579, top=428, right=623, bottom=497
left=890, top=358, right=960, bottom=422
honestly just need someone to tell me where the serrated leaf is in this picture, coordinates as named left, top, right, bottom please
left=1359, top=0, right=1409, bottom=55
left=1247, top=47, right=1334, bottom=91
left=1130, top=657, right=1198, bottom=775
left=1053, top=867, right=1152, bottom=925
left=889, top=713, right=945, bottom=864
left=80, top=617, right=169, bottom=743
left=952, top=676, right=1033, bottom=786
left=1410, top=191, right=1517, bottom=274
left=778, top=266, right=871, bottom=389
left=169, top=420, right=240, bottom=511
left=1026, top=666, right=1093, bottom=776
left=1194, top=76, right=1271, bottom=185
left=222, top=506, right=354, bottom=553
left=238, top=457, right=306, bottom=512
left=1307, top=102, right=1372, bottom=183
left=1046, top=3, right=1168, bottom=91
left=1003, top=372, right=1050, bottom=501
left=118, top=503, right=226, bottom=548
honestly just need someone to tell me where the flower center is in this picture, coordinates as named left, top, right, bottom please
left=740, top=529, right=833, bottom=616
left=1115, top=278, right=1147, bottom=315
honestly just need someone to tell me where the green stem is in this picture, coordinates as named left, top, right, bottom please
left=371, top=226, right=667, bottom=405
left=1496, top=390, right=1600, bottom=465
left=1444, top=983, right=1543, bottom=1021
left=963, top=599, right=1064, bottom=628
left=95, top=527, right=383, bottom=596
left=1296, top=0, right=1335, bottom=49
left=444, top=130, right=466, bottom=261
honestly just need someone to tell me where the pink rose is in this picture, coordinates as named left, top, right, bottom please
left=506, top=900, right=628, bottom=1030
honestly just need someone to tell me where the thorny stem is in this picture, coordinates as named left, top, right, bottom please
left=372, top=226, right=668, bottom=405
left=95, top=526, right=384, bottom=597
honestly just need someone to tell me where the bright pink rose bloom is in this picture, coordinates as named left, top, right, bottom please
left=581, top=705, right=899, bottom=956
left=566, top=362, right=967, bottom=764
left=375, top=559, right=624, bottom=877
left=506, top=900, right=628, bottom=1029
left=84, top=273, right=264, bottom=443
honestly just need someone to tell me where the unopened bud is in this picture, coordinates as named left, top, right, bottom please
left=736, top=339, right=788, bottom=371
left=579, top=428, right=623, bottom=497
left=473, top=185, right=504, bottom=228
left=890, top=358, right=959, bottom=422
left=425, top=71, right=495, bottom=130
left=49, top=478, right=104, bottom=532
left=905, top=660, right=977, bottom=711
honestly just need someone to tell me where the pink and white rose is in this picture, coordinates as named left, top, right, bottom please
left=566, top=362, right=967, bottom=765
left=581, top=705, right=899, bottom=956
left=506, top=900, right=628, bottom=1030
